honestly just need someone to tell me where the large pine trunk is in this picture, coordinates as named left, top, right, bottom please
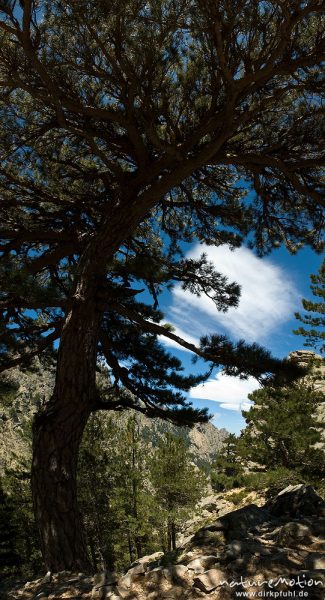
left=31, top=295, right=99, bottom=572
left=30, top=205, right=157, bottom=571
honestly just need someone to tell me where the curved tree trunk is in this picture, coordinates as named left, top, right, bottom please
left=31, top=204, right=159, bottom=571
left=31, top=295, right=100, bottom=572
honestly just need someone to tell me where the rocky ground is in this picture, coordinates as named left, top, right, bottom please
left=1, top=485, right=324, bottom=600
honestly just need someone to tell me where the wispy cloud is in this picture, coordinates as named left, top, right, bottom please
left=189, top=372, right=258, bottom=412
left=164, top=244, right=298, bottom=344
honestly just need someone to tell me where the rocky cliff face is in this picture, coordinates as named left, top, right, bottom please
left=0, top=358, right=55, bottom=474
left=132, top=414, right=228, bottom=465
left=288, top=350, right=325, bottom=443
left=0, top=360, right=228, bottom=476
left=288, top=350, right=325, bottom=392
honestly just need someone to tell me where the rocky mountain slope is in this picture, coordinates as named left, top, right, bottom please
left=2, top=485, right=324, bottom=600
left=288, top=351, right=325, bottom=442
left=0, top=359, right=228, bottom=476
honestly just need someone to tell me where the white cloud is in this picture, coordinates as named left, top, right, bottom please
left=189, top=372, right=258, bottom=412
left=164, top=244, right=297, bottom=344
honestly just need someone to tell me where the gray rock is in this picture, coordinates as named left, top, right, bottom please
left=130, top=551, right=163, bottom=569
left=144, top=566, right=165, bottom=584
left=120, top=573, right=132, bottom=588
left=42, top=572, right=52, bottom=584
left=163, top=564, right=188, bottom=582
left=128, top=562, right=146, bottom=577
left=34, top=594, right=48, bottom=600
left=266, top=485, right=325, bottom=518
left=187, top=558, right=205, bottom=574
left=187, top=556, right=218, bottom=573
left=193, top=568, right=227, bottom=592
left=226, top=505, right=269, bottom=540
left=275, top=521, right=313, bottom=546
left=115, top=584, right=131, bottom=598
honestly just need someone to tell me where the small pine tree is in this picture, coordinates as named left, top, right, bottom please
left=78, top=413, right=159, bottom=570
left=110, top=415, right=158, bottom=565
left=294, top=259, right=325, bottom=353
left=211, top=434, right=244, bottom=491
left=238, top=384, right=325, bottom=476
left=149, top=434, right=206, bottom=552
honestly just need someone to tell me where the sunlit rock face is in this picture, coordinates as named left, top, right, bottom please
left=288, top=350, right=325, bottom=446
left=288, top=350, right=325, bottom=391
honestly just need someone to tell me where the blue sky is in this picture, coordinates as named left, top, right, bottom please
left=157, top=243, right=323, bottom=435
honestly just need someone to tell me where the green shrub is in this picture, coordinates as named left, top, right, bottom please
left=240, top=467, right=305, bottom=497
left=227, top=490, right=249, bottom=505
left=211, top=472, right=244, bottom=492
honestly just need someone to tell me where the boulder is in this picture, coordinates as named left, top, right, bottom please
left=191, top=521, right=226, bottom=547
left=119, top=562, right=146, bottom=586
left=225, top=505, right=269, bottom=540
left=130, top=550, right=163, bottom=569
left=274, top=521, right=313, bottom=546
left=187, top=555, right=218, bottom=574
left=164, top=564, right=189, bottom=582
left=193, top=568, right=227, bottom=592
left=266, top=485, right=325, bottom=518
left=115, top=583, right=132, bottom=598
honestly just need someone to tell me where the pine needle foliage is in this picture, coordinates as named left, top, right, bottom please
left=294, top=259, right=325, bottom=353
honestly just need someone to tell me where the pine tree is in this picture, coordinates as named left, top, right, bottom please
left=109, top=415, right=158, bottom=565
left=149, top=434, right=206, bottom=552
left=294, top=259, right=325, bottom=353
left=78, top=415, right=118, bottom=571
left=0, top=0, right=323, bottom=570
left=211, top=434, right=244, bottom=491
left=78, top=413, right=159, bottom=571
left=238, top=384, right=325, bottom=476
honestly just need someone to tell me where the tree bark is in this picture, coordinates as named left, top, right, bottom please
left=31, top=294, right=100, bottom=572
left=30, top=202, right=161, bottom=571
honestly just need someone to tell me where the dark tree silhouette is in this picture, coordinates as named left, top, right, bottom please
left=0, top=0, right=323, bottom=570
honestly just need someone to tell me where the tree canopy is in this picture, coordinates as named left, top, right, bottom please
left=0, top=0, right=323, bottom=415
